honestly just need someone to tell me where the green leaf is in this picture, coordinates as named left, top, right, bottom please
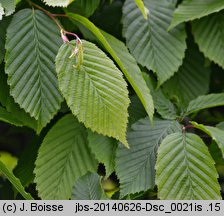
left=72, top=172, right=106, bottom=200
left=156, top=132, right=221, bottom=199
left=0, top=160, right=33, bottom=200
left=217, top=122, right=224, bottom=130
left=186, top=93, right=224, bottom=115
left=88, top=131, right=117, bottom=177
left=0, top=106, right=24, bottom=126
left=143, top=73, right=177, bottom=120
left=169, top=0, right=224, bottom=29
left=101, top=31, right=154, bottom=122
left=122, top=0, right=187, bottom=85
left=192, top=12, right=224, bottom=69
left=134, top=0, right=149, bottom=19
left=116, top=118, right=181, bottom=197
left=163, top=42, right=211, bottom=107
left=152, top=90, right=178, bottom=120
left=0, top=17, right=10, bottom=64
left=67, top=13, right=154, bottom=122
left=0, top=66, right=37, bottom=130
left=56, top=40, right=130, bottom=147
left=5, top=9, right=63, bottom=132
left=42, top=0, right=75, bottom=7
left=14, top=140, right=39, bottom=187
left=128, top=95, right=147, bottom=126
left=0, top=0, right=16, bottom=19
left=0, top=4, right=3, bottom=20
left=67, top=0, right=100, bottom=17
left=34, top=114, right=98, bottom=200
left=191, top=121, right=224, bottom=159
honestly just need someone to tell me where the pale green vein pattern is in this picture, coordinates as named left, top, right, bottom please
left=156, top=132, right=221, bottom=199
left=170, top=0, right=224, bottom=29
left=163, top=43, right=211, bottom=107
left=191, top=121, right=224, bottom=159
left=5, top=9, right=63, bottom=132
left=56, top=40, right=130, bottom=147
left=34, top=114, right=98, bottom=200
left=67, top=13, right=154, bottom=121
left=42, top=0, right=75, bottom=7
left=186, top=93, right=224, bottom=115
left=122, top=0, right=186, bottom=85
left=192, top=12, right=224, bottom=69
left=116, top=118, right=181, bottom=197
left=72, top=172, right=105, bottom=200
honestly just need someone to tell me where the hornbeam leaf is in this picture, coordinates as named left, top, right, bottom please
left=163, top=42, right=211, bottom=107
left=88, top=131, right=117, bottom=177
left=72, top=172, right=106, bottom=200
left=169, top=0, right=224, bottom=29
left=101, top=31, right=154, bottom=122
left=0, top=0, right=15, bottom=20
left=116, top=118, right=181, bottom=197
left=34, top=114, right=98, bottom=200
left=217, top=122, right=224, bottom=130
left=186, top=93, right=224, bottom=115
left=143, top=73, right=177, bottom=120
left=0, top=65, right=37, bottom=130
left=156, top=132, right=221, bottom=199
left=42, top=0, right=75, bottom=7
left=122, top=0, right=187, bottom=85
left=191, top=121, right=224, bottom=159
left=67, top=13, right=154, bottom=122
left=56, top=40, right=130, bottom=147
left=5, top=9, right=63, bottom=132
left=192, top=12, right=224, bottom=69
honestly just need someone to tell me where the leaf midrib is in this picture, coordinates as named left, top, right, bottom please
left=182, top=132, right=194, bottom=199
left=32, top=10, right=44, bottom=120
